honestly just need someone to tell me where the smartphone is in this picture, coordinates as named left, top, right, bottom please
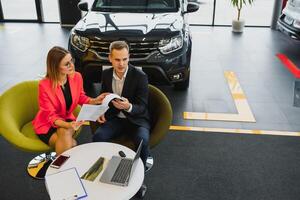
left=113, top=97, right=125, bottom=102
left=50, top=155, right=70, bottom=169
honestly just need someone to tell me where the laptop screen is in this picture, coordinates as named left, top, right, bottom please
left=133, top=140, right=143, bottom=161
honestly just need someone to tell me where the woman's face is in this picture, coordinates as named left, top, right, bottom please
left=59, top=53, right=74, bottom=76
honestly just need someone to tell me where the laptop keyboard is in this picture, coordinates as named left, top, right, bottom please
left=111, top=159, right=133, bottom=184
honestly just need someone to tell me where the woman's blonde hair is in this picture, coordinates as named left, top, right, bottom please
left=46, top=46, right=69, bottom=88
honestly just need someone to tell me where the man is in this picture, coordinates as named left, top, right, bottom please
left=93, top=41, right=150, bottom=167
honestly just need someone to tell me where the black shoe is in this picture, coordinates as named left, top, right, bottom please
left=135, top=184, right=147, bottom=198
left=145, top=165, right=151, bottom=173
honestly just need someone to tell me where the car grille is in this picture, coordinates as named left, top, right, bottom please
left=89, top=40, right=159, bottom=60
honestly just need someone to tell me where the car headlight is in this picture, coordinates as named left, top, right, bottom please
left=71, top=32, right=90, bottom=52
left=159, top=35, right=183, bottom=54
left=293, top=20, right=300, bottom=29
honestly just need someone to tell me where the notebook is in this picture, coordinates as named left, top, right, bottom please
left=45, top=167, right=87, bottom=200
left=100, top=140, right=143, bottom=186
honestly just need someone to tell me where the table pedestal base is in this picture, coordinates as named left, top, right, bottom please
left=27, top=152, right=56, bottom=179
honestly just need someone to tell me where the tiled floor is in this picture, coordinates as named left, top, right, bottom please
left=1, top=23, right=300, bottom=133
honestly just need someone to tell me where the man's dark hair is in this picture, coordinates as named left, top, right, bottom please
left=109, top=41, right=129, bottom=53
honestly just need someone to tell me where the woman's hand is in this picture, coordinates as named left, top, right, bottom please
left=69, top=121, right=84, bottom=130
left=90, top=92, right=110, bottom=104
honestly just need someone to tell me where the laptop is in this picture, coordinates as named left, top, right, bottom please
left=100, top=140, right=143, bottom=186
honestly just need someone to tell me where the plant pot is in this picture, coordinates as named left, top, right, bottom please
left=232, top=19, right=245, bottom=33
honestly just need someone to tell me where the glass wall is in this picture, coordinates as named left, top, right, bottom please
left=188, top=0, right=214, bottom=25
left=1, top=0, right=37, bottom=20
left=214, top=0, right=275, bottom=26
left=41, top=0, right=59, bottom=22
left=0, top=0, right=276, bottom=26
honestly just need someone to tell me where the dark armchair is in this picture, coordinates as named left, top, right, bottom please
left=90, top=84, right=173, bottom=170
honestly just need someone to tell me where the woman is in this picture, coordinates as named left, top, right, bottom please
left=32, top=46, right=103, bottom=155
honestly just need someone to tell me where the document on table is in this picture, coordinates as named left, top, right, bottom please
left=45, top=167, right=87, bottom=200
left=76, top=93, right=123, bottom=122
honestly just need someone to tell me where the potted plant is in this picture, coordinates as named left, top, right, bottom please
left=231, top=0, right=254, bottom=32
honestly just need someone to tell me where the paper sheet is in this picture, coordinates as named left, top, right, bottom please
left=102, top=93, right=123, bottom=107
left=76, top=104, right=109, bottom=122
left=76, top=94, right=123, bottom=122
left=45, top=168, right=87, bottom=200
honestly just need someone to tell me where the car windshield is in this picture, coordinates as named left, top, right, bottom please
left=92, top=0, right=179, bottom=13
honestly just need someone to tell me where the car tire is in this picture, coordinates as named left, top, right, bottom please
left=83, top=78, right=94, bottom=93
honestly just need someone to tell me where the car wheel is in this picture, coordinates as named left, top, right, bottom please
left=81, top=64, right=102, bottom=92
left=83, top=77, right=94, bottom=93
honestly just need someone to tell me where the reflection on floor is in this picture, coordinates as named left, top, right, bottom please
left=2, top=22, right=300, bottom=200
left=184, top=71, right=255, bottom=122
left=1, top=23, right=300, bottom=134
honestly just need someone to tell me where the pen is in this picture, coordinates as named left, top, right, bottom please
left=63, top=194, right=78, bottom=200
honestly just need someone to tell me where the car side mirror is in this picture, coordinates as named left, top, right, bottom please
left=184, top=3, right=199, bottom=14
left=78, top=2, right=88, bottom=12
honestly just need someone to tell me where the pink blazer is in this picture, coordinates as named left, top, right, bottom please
left=32, top=72, right=90, bottom=134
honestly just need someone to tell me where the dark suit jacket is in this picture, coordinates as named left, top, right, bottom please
left=101, top=64, right=150, bottom=129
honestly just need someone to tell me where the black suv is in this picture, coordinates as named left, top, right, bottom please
left=69, top=0, right=199, bottom=90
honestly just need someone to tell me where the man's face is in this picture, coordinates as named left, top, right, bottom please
left=109, top=48, right=129, bottom=75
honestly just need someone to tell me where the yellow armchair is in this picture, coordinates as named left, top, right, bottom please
left=0, top=80, right=81, bottom=179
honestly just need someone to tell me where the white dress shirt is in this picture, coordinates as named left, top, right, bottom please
left=112, top=66, right=132, bottom=118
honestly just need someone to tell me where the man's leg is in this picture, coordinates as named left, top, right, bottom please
left=92, top=118, right=123, bottom=142
left=133, top=126, right=150, bottom=167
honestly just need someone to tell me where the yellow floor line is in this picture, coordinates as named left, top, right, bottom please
left=170, top=125, right=300, bottom=137
left=184, top=71, right=256, bottom=122
left=183, top=112, right=254, bottom=122
left=84, top=122, right=299, bottom=137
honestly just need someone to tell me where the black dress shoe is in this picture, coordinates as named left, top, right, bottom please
left=145, top=165, right=151, bottom=173
left=135, top=183, right=147, bottom=198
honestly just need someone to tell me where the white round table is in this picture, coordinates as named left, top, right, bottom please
left=46, top=142, right=144, bottom=200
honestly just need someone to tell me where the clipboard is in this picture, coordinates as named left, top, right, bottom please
left=45, top=167, right=88, bottom=200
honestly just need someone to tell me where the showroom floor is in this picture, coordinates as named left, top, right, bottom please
left=1, top=23, right=300, bottom=200
left=1, top=23, right=300, bottom=133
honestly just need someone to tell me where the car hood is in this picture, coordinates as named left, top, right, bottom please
left=75, top=12, right=183, bottom=35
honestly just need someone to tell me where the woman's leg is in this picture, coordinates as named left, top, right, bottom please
left=49, top=127, right=75, bottom=155
left=72, top=139, right=77, bottom=147
left=48, top=133, right=58, bottom=148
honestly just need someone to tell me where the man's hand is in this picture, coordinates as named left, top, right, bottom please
left=112, top=97, right=130, bottom=110
left=97, top=114, right=106, bottom=124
